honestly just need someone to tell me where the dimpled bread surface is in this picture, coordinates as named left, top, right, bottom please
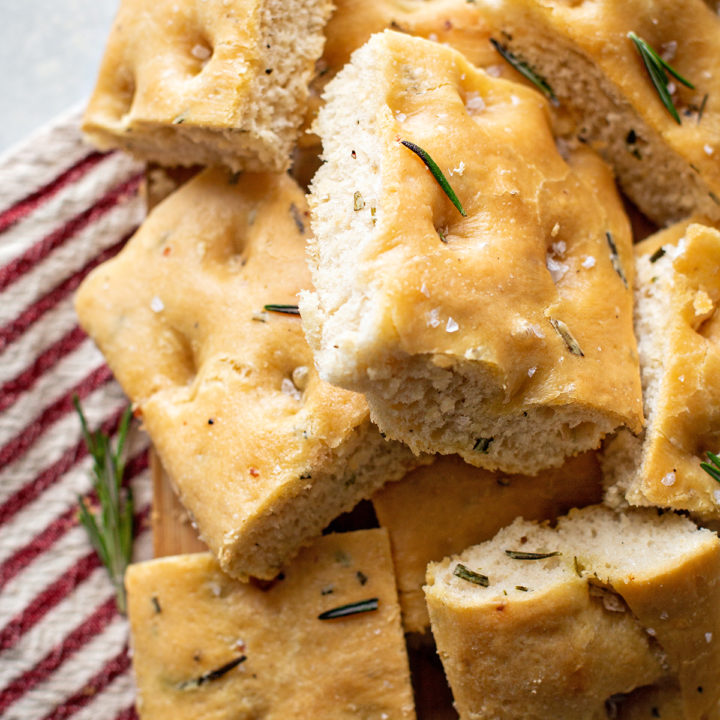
left=83, top=0, right=332, bottom=172
left=372, top=451, right=602, bottom=633
left=425, top=506, right=720, bottom=720
left=126, top=529, right=416, bottom=720
left=478, top=0, right=720, bottom=226
left=301, top=30, right=642, bottom=475
left=75, top=168, right=418, bottom=581
left=604, top=222, right=720, bottom=520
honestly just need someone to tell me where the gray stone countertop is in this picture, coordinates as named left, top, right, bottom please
left=0, top=0, right=118, bottom=154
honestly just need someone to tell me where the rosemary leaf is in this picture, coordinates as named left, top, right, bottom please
left=505, top=550, right=561, bottom=560
left=701, top=451, right=720, bottom=483
left=74, top=396, right=134, bottom=614
left=628, top=32, right=694, bottom=125
left=177, top=656, right=247, bottom=690
left=400, top=140, right=466, bottom=217
left=318, top=598, right=379, bottom=620
left=490, top=38, right=558, bottom=105
left=549, top=317, right=584, bottom=357
left=263, top=304, right=300, bottom=316
left=698, top=93, right=709, bottom=124
left=453, top=563, right=489, bottom=587
left=606, top=232, right=628, bottom=288
left=649, top=247, right=666, bottom=263
left=473, top=437, right=494, bottom=453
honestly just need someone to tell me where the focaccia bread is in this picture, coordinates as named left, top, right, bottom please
left=477, top=0, right=720, bottom=226
left=425, top=506, right=720, bottom=720
left=126, top=529, right=416, bottom=719
left=372, top=451, right=602, bottom=633
left=83, top=0, right=332, bottom=172
left=75, top=168, right=418, bottom=580
left=604, top=222, right=720, bottom=520
left=301, top=30, right=643, bottom=474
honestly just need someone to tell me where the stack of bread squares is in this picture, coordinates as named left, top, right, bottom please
left=76, top=0, right=720, bottom=717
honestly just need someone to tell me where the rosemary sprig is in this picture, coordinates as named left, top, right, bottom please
left=399, top=140, right=466, bottom=217
left=649, top=247, right=666, bottom=263
left=628, top=32, right=694, bottom=125
left=505, top=550, right=561, bottom=560
left=318, top=598, right=379, bottom=620
left=701, top=451, right=720, bottom=483
left=453, top=563, right=489, bottom=587
left=263, top=304, right=300, bottom=316
left=490, top=38, right=558, bottom=106
left=74, top=396, right=134, bottom=614
left=177, top=655, right=247, bottom=690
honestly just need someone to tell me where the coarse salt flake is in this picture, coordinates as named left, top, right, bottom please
left=582, top=256, right=596, bottom=269
left=446, top=317, right=459, bottom=333
left=705, top=144, right=715, bottom=156
left=427, top=308, right=441, bottom=328
left=661, top=472, right=676, bottom=487
left=191, top=44, right=211, bottom=60
left=706, top=632, right=714, bottom=644
left=465, top=92, right=486, bottom=114
left=150, top=296, right=164, bottom=313
left=713, top=489, right=720, bottom=505
left=420, top=283, right=430, bottom=297
left=528, top=366, right=537, bottom=377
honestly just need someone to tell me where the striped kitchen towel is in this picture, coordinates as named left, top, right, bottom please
left=0, top=106, right=150, bottom=720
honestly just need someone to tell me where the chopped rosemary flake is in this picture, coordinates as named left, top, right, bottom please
left=473, top=437, right=494, bottom=453
left=177, top=655, right=247, bottom=690
left=228, top=171, right=241, bottom=185
left=710, top=191, right=720, bottom=206
left=353, top=191, right=365, bottom=211
left=701, top=451, right=720, bottom=483
left=357, top=571, right=368, bottom=586
left=318, top=598, right=379, bottom=620
left=263, top=304, right=300, bottom=316
left=628, top=32, right=694, bottom=125
left=400, top=140, right=466, bottom=217
left=515, top=585, right=529, bottom=592
left=75, top=397, right=134, bottom=615
left=505, top=550, right=561, bottom=560
left=490, top=38, right=558, bottom=105
left=649, top=247, right=666, bottom=263
left=549, top=317, right=584, bottom=357
left=454, top=563, right=490, bottom=587
left=151, top=596, right=162, bottom=614
left=698, top=93, right=709, bottom=124
left=438, top=228, right=448, bottom=243
left=290, top=203, right=305, bottom=234
left=606, top=231, right=628, bottom=288
left=573, top=556, right=583, bottom=577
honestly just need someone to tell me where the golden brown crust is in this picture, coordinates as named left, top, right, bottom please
left=83, top=0, right=332, bottom=172
left=304, top=30, right=643, bottom=473
left=481, top=0, right=720, bottom=226
left=605, top=222, right=720, bottom=520
left=75, top=168, right=417, bottom=580
left=372, top=451, right=602, bottom=633
left=127, top=530, right=416, bottom=719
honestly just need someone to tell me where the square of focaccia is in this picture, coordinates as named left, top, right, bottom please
left=425, top=506, right=720, bottom=720
left=372, top=451, right=602, bottom=633
left=75, top=168, right=418, bottom=580
left=604, top=221, right=720, bottom=520
left=479, top=0, right=720, bottom=227
left=301, top=30, right=643, bottom=475
left=127, top=529, right=416, bottom=720
left=82, top=0, right=332, bottom=173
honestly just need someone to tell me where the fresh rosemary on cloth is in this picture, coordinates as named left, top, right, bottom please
left=628, top=32, right=695, bottom=124
left=74, top=396, right=134, bottom=614
left=400, top=140, right=467, bottom=217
